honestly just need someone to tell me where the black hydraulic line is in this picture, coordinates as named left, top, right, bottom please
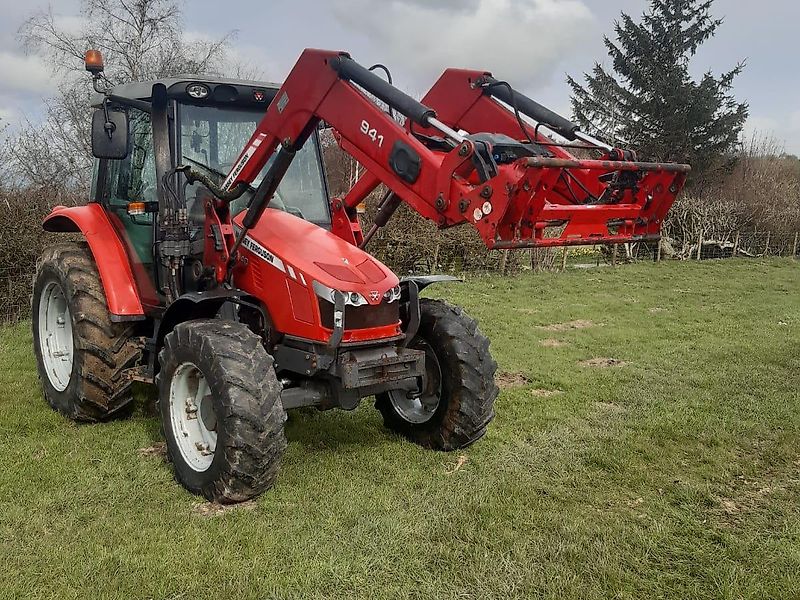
left=480, top=80, right=534, bottom=145
left=226, top=143, right=298, bottom=274
left=368, top=63, right=396, bottom=121
left=152, top=84, right=173, bottom=214
left=331, top=55, right=436, bottom=126
left=478, top=75, right=579, bottom=141
left=562, top=170, right=600, bottom=204
left=367, top=63, right=393, bottom=84
left=241, top=146, right=297, bottom=229
left=151, top=82, right=183, bottom=301
left=360, top=190, right=402, bottom=249
left=176, top=165, right=249, bottom=202
left=557, top=172, right=581, bottom=205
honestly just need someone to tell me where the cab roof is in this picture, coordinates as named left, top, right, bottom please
left=92, top=75, right=281, bottom=109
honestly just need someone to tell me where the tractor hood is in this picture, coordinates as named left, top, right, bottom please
left=234, top=208, right=400, bottom=304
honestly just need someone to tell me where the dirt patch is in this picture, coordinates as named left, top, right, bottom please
left=445, top=455, right=469, bottom=475
left=138, top=442, right=167, bottom=459
left=539, top=319, right=596, bottom=332
left=627, top=497, right=644, bottom=508
left=496, top=371, right=531, bottom=389
left=531, top=389, right=563, bottom=397
left=192, top=500, right=257, bottom=517
left=579, top=358, right=627, bottom=368
left=540, top=338, right=568, bottom=348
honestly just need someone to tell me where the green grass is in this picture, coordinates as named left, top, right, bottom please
left=1, top=259, right=798, bottom=599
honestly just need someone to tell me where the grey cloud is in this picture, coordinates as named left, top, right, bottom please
left=330, top=0, right=595, bottom=90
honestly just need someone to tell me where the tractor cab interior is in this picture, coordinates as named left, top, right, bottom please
left=178, top=103, right=331, bottom=230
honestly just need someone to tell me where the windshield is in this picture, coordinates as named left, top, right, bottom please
left=179, top=103, right=330, bottom=227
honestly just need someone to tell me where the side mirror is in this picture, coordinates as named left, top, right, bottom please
left=91, top=108, right=128, bottom=159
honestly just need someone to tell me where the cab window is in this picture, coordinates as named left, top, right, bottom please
left=179, top=103, right=331, bottom=228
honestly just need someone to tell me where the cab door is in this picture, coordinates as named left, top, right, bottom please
left=93, top=107, right=160, bottom=308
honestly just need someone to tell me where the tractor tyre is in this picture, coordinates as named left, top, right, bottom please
left=376, top=299, right=498, bottom=450
left=32, top=242, right=141, bottom=422
left=157, top=319, right=287, bottom=503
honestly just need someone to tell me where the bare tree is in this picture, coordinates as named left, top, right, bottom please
left=663, top=134, right=800, bottom=257
left=10, top=0, right=235, bottom=190
left=20, top=0, right=234, bottom=82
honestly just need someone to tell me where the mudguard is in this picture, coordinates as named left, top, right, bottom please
left=43, top=204, right=145, bottom=319
left=401, top=274, right=461, bottom=292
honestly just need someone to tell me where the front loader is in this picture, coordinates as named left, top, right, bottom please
left=32, top=48, right=688, bottom=503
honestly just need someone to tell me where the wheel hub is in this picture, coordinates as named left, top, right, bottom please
left=169, top=362, right=218, bottom=472
left=388, top=339, right=442, bottom=424
left=37, top=281, right=74, bottom=392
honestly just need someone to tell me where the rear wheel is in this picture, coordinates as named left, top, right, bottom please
left=32, top=243, right=140, bottom=421
left=376, top=299, right=498, bottom=450
left=157, top=320, right=287, bottom=503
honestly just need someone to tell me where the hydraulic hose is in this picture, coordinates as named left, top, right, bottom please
left=479, top=76, right=579, bottom=141
left=331, top=55, right=436, bottom=126
left=177, top=165, right=249, bottom=203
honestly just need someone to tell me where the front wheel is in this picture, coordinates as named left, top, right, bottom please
left=157, top=320, right=287, bottom=503
left=376, top=299, right=498, bottom=450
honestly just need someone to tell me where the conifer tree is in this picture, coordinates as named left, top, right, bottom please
left=568, top=0, right=748, bottom=173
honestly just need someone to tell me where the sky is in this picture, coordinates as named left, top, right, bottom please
left=0, top=0, right=797, bottom=154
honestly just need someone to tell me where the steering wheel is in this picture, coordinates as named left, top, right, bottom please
left=267, top=190, right=288, bottom=211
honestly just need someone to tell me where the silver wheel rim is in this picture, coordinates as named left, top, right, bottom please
left=169, top=362, right=218, bottom=472
left=38, top=281, right=74, bottom=392
left=388, top=340, right=442, bottom=424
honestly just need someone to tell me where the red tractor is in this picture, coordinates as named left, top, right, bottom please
left=32, top=48, right=689, bottom=502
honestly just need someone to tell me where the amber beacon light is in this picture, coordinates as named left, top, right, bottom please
left=84, top=49, right=105, bottom=75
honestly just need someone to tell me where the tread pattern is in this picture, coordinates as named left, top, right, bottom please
left=33, top=242, right=141, bottom=421
left=157, top=320, right=287, bottom=503
left=377, top=299, right=499, bottom=450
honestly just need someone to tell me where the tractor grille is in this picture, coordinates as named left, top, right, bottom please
left=318, top=298, right=399, bottom=330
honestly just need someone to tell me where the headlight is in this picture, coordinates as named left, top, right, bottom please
left=383, top=284, right=401, bottom=303
left=346, top=291, right=368, bottom=307
left=313, top=281, right=368, bottom=307
left=186, top=83, right=210, bottom=99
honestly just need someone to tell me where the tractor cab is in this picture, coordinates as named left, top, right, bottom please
left=89, top=74, right=331, bottom=307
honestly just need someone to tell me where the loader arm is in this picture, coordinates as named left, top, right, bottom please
left=219, top=48, right=689, bottom=255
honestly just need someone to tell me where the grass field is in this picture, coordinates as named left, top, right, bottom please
left=0, top=259, right=798, bottom=599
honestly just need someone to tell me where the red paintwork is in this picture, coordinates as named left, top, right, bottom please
left=329, top=197, right=362, bottom=246
left=232, top=208, right=401, bottom=344
left=43, top=204, right=145, bottom=318
left=202, top=198, right=234, bottom=283
left=411, top=68, right=688, bottom=247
